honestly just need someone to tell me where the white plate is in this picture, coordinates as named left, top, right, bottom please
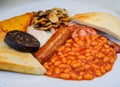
left=0, top=0, right=120, bottom=87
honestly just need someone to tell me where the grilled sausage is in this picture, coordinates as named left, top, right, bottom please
left=35, top=26, right=73, bottom=64
left=108, top=40, right=120, bottom=53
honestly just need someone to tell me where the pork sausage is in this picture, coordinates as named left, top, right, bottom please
left=35, top=26, right=73, bottom=64
left=108, top=40, right=120, bottom=53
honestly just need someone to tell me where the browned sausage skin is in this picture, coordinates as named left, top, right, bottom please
left=35, top=26, right=73, bottom=64
left=107, top=40, right=120, bottom=53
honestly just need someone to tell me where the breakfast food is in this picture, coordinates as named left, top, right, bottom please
left=35, top=26, right=73, bottom=64
left=70, top=24, right=120, bottom=53
left=0, top=42, right=46, bottom=75
left=34, top=10, right=120, bottom=80
left=107, top=40, right=120, bottom=53
left=70, top=23, right=98, bottom=37
left=44, top=35, right=117, bottom=80
left=0, top=7, right=120, bottom=80
left=72, top=12, right=120, bottom=40
left=0, top=13, right=33, bottom=32
left=32, top=7, right=70, bottom=30
left=0, top=29, right=6, bottom=42
left=4, top=30, right=40, bottom=52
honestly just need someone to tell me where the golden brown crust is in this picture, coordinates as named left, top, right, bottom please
left=72, top=12, right=97, bottom=21
left=0, top=29, right=6, bottom=42
left=0, top=13, right=33, bottom=32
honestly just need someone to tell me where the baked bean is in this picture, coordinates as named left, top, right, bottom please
left=58, top=63, right=67, bottom=68
left=60, top=73, right=70, bottom=79
left=71, top=72, right=77, bottom=80
left=43, top=35, right=117, bottom=80
left=95, top=69, right=102, bottom=76
left=61, top=57, right=67, bottom=63
left=84, top=73, right=94, bottom=80
left=77, top=76, right=83, bottom=80
left=54, top=67, right=61, bottom=74
left=43, top=62, right=49, bottom=69
left=64, top=68, right=71, bottom=73
left=46, top=71, right=52, bottom=76
left=84, top=64, right=91, bottom=69
left=100, top=67, right=106, bottom=74
left=103, top=57, right=109, bottom=62
left=110, top=57, right=116, bottom=64
left=54, top=61, right=62, bottom=66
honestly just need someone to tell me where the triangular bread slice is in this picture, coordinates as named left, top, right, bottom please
left=0, top=42, right=46, bottom=75
left=72, top=12, right=120, bottom=40
left=0, top=13, right=33, bottom=32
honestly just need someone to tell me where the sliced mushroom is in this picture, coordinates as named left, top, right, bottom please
left=48, top=12, right=59, bottom=23
left=32, top=7, right=71, bottom=30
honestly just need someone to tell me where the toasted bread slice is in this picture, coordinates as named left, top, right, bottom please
left=72, top=12, right=120, bottom=40
left=0, top=42, right=46, bottom=75
left=0, top=13, right=33, bottom=32
left=0, top=29, right=6, bottom=42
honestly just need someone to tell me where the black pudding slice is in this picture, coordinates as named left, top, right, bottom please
left=4, top=30, right=40, bottom=52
